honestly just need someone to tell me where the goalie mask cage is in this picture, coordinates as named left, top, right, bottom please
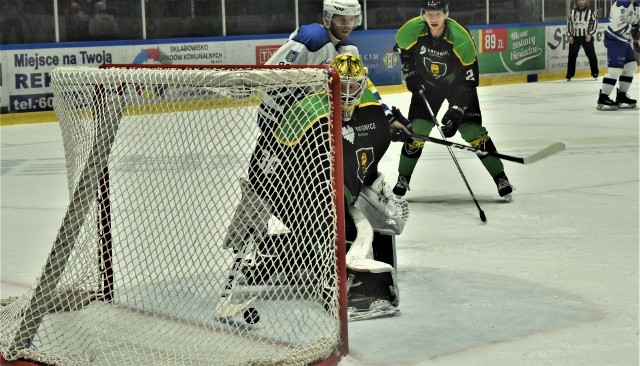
left=0, top=64, right=348, bottom=366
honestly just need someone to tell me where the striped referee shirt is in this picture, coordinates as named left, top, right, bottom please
left=567, top=6, right=597, bottom=37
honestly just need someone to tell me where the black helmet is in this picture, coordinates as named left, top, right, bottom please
left=422, top=0, right=448, bottom=12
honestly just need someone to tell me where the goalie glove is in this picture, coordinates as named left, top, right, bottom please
left=355, top=173, right=409, bottom=235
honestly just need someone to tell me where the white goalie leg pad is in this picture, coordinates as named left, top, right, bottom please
left=355, top=173, right=409, bottom=235
left=346, top=206, right=397, bottom=275
left=346, top=205, right=375, bottom=266
left=223, top=179, right=272, bottom=251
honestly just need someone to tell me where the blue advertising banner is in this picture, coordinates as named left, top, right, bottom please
left=349, top=29, right=402, bottom=86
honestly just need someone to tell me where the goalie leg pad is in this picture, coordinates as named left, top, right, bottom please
left=346, top=205, right=375, bottom=263
left=223, top=179, right=272, bottom=251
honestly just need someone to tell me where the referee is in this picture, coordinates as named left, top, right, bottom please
left=566, top=0, right=599, bottom=81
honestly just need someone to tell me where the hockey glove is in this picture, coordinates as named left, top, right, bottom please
left=441, top=105, right=465, bottom=138
left=387, top=106, right=412, bottom=142
left=403, top=69, right=426, bottom=95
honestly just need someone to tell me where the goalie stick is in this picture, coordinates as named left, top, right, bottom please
left=410, top=133, right=566, bottom=165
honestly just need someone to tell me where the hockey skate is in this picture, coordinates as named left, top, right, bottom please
left=493, top=171, right=515, bottom=201
left=392, top=175, right=411, bottom=197
left=346, top=231, right=400, bottom=321
left=347, top=270, right=399, bottom=321
left=596, top=91, right=619, bottom=111
left=616, top=89, right=637, bottom=109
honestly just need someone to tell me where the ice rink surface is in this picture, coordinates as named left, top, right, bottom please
left=1, top=76, right=638, bottom=366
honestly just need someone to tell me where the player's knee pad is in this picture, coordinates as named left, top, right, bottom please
left=401, top=138, right=426, bottom=160
left=402, top=118, right=432, bottom=157
left=458, top=123, right=488, bottom=143
left=468, top=133, right=499, bottom=160
left=410, top=118, right=435, bottom=135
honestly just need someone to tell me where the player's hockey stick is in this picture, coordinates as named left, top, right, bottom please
left=409, top=133, right=566, bottom=165
left=418, top=89, right=487, bottom=222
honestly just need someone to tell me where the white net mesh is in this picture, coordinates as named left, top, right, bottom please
left=0, top=66, right=344, bottom=366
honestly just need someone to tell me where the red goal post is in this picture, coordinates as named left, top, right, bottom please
left=0, top=64, right=348, bottom=366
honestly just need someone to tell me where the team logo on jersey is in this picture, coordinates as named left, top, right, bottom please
left=285, top=50, right=300, bottom=62
left=342, top=125, right=355, bottom=144
left=356, top=147, right=374, bottom=182
left=425, top=57, right=448, bottom=79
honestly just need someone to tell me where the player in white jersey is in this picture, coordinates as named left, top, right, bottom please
left=596, top=0, right=640, bottom=110
left=266, top=0, right=411, bottom=136
left=265, top=0, right=362, bottom=66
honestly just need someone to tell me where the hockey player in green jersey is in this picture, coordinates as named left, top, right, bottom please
left=392, top=0, right=514, bottom=200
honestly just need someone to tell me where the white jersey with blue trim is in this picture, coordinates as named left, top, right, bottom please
left=606, top=0, right=640, bottom=43
left=265, top=23, right=359, bottom=65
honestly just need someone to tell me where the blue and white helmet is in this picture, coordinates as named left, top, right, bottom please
left=323, top=0, right=362, bottom=27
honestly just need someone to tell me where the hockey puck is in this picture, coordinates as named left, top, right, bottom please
left=243, top=307, right=260, bottom=325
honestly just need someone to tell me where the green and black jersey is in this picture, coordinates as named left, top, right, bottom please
left=247, top=86, right=390, bottom=233
left=342, top=88, right=391, bottom=206
left=396, top=16, right=479, bottom=107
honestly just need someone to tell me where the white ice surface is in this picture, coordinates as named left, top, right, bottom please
left=1, top=77, right=638, bottom=366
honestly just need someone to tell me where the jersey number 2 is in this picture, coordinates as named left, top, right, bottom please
left=466, top=69, right=476, bottom=82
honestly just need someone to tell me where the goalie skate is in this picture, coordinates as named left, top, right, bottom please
left=348, top=299, right=399, bottom=321
left=347, top=269, right=399, bottom=322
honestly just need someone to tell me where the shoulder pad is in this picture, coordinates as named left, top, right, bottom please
left=293, top=23, right=332, bottom=52
left=445, top=19, right=477, bottom=66
left=396, top=17, right=427, bottom=50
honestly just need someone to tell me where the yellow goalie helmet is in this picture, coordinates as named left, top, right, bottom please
left=331, top=52, right=367, bottom=121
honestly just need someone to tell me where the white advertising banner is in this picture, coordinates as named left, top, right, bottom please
left=0, top=38, right=287, bottom=113
left=545, top=22, right=609, bottom=74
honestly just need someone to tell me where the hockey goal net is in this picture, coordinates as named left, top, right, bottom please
left=0, top=64, right=347, bottom=366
